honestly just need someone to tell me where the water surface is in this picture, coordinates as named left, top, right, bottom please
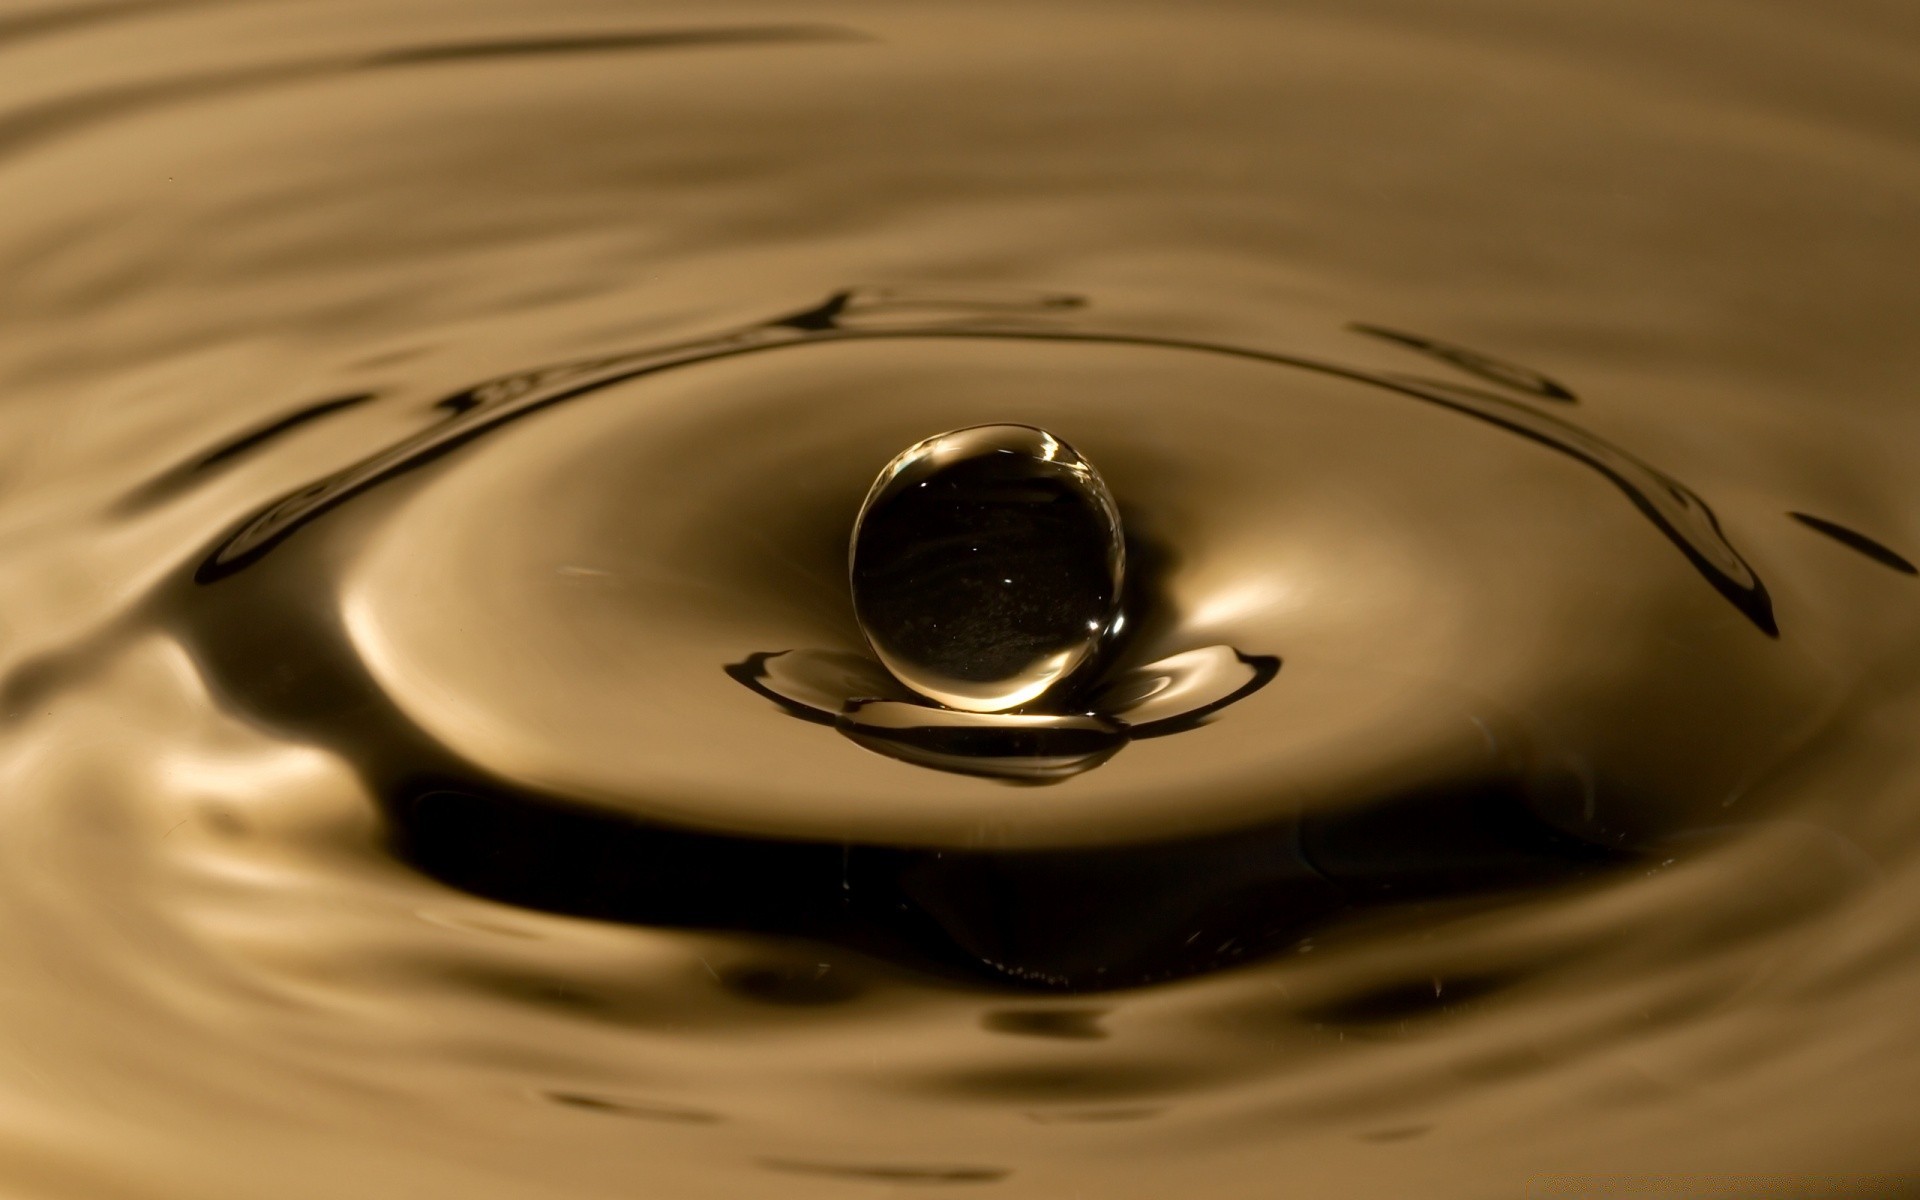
left=1, top=1, right=1918, bottom=1195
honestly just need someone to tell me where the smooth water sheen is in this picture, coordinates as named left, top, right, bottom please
left=1, top=1, right=1918, bottom=1195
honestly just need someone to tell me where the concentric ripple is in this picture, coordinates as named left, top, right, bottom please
left=123, top=288, right=1837, bottom=987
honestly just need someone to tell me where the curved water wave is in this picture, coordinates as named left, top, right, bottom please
left=197, top=288, right=1773, bottom=639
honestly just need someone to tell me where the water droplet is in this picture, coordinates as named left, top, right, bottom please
left=849, top=424, right=1124, bottom=712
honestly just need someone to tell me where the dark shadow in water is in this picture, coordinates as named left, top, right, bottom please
left=364, top=765, right=1630, bottom=992
left=1789, top=512, right=1918, bottom=575
left=190, top=290, right=1777, bottom=636
left=117, top=392, right=377, bottom=512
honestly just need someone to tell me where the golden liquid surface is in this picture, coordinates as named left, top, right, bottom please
left=1, top=1, right=1919, bottom=1195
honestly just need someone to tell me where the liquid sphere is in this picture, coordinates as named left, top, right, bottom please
left=850, top=424, right=1125, bottom=712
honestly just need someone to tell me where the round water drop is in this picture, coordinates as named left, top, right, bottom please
left=850, top=424, right=1124, bottom=713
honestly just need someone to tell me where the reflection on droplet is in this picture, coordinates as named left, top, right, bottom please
left=850, top=424, right=1124, bottom=713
